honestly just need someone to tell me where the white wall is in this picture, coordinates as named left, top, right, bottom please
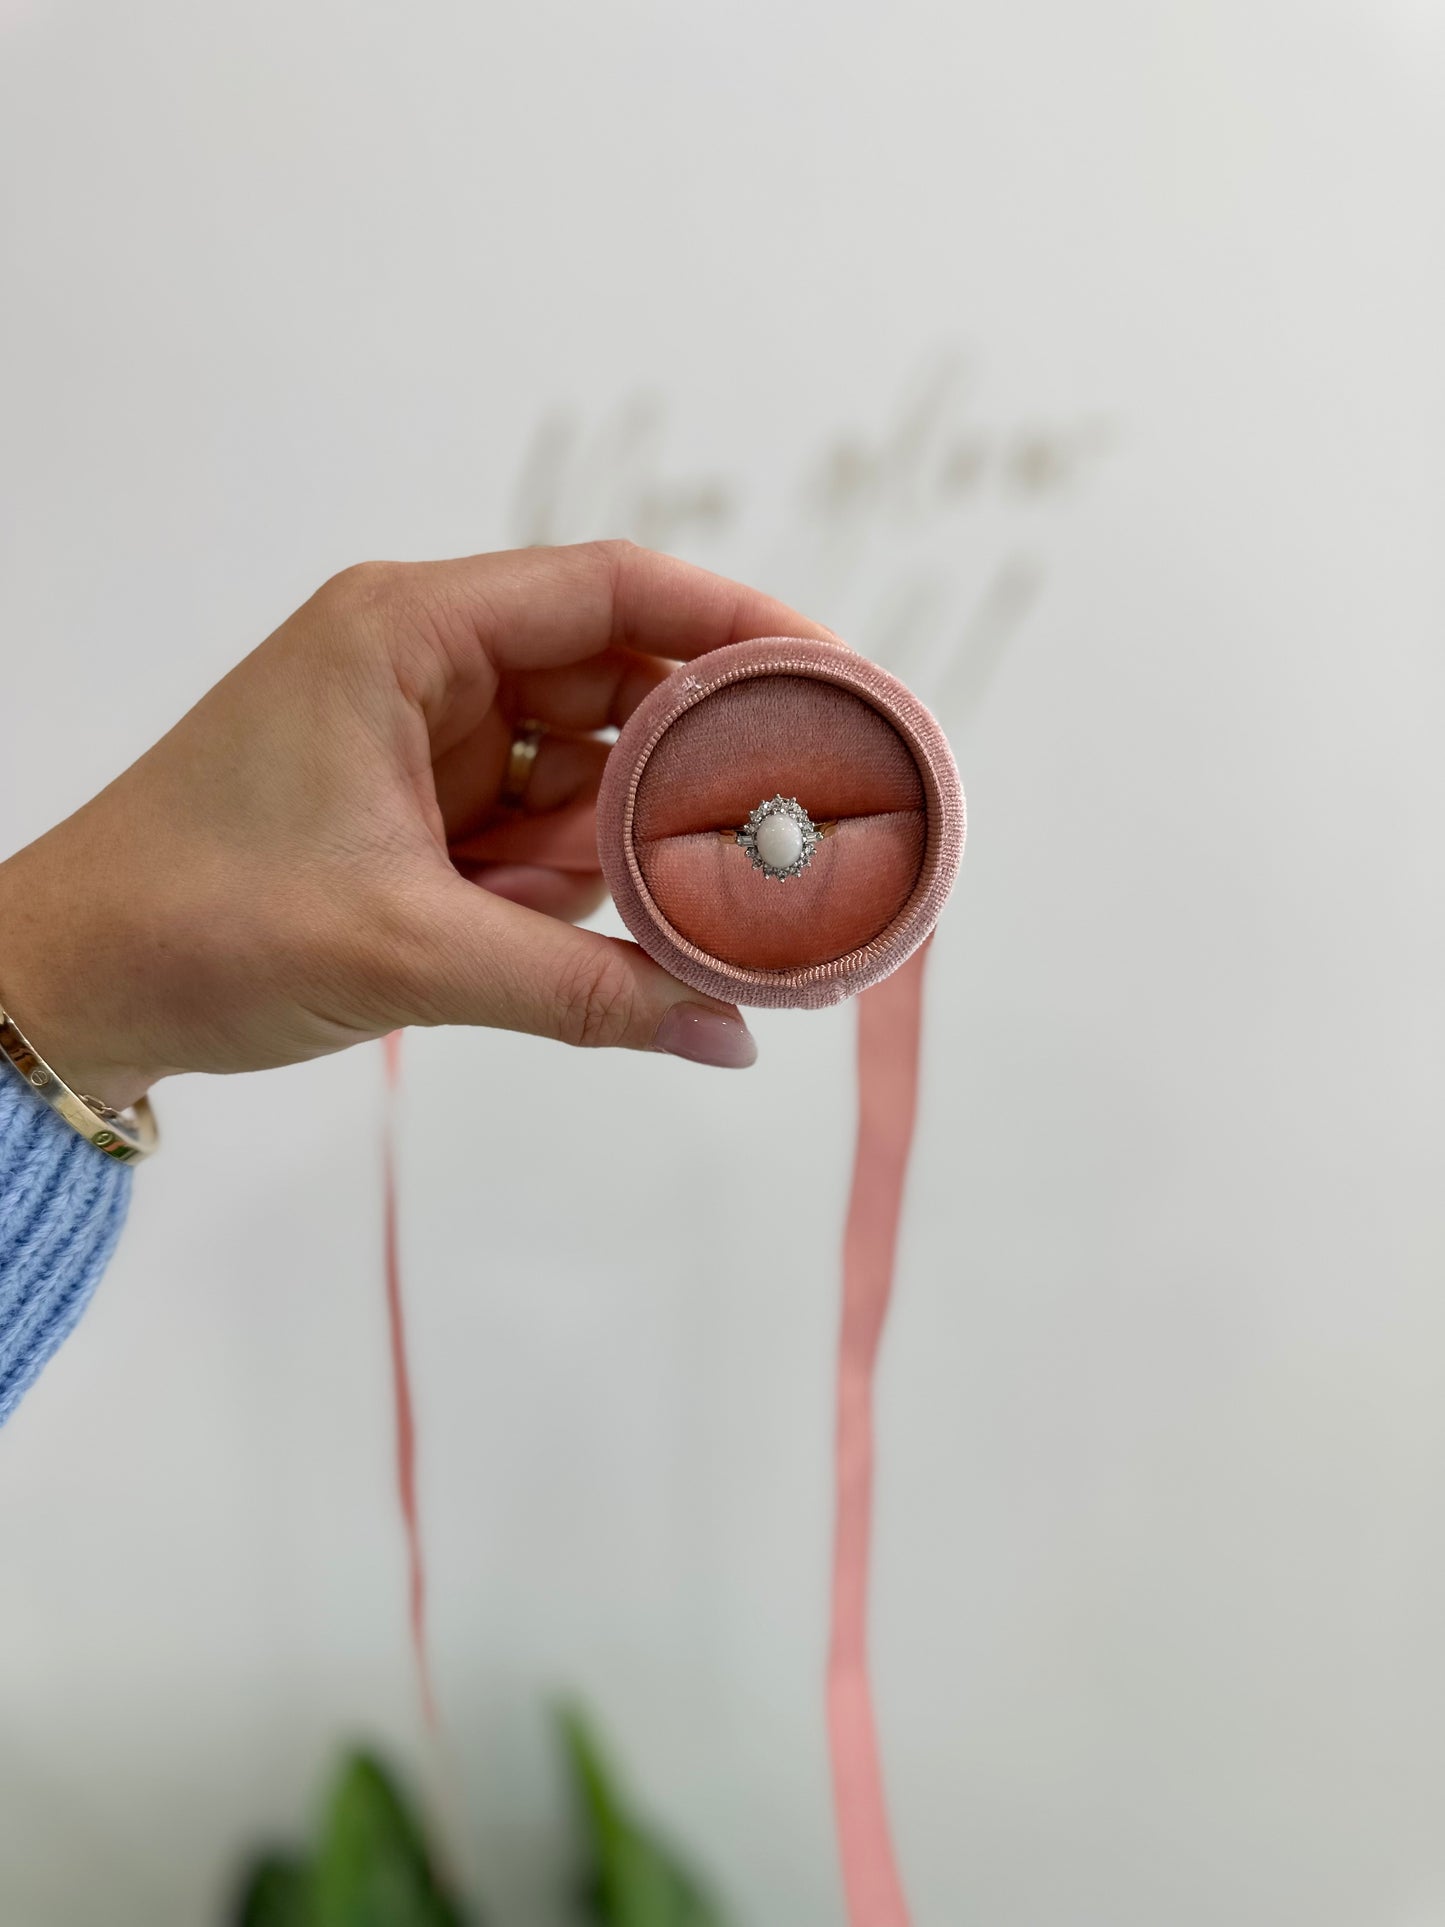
left=1, top=1, right=1442, bottom=1921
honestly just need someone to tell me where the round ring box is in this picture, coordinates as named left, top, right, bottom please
left=597, top=637, right=965, bottom=1008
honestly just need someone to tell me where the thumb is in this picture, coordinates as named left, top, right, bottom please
left=395, top=871, right=759, bottom=1067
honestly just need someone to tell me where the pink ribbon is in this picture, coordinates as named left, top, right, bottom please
left=828, top=940, right=930, bottom=1927
left=381, top=1030, right=439, bottom=1734
left=379, top=942, right=928, bottom=1923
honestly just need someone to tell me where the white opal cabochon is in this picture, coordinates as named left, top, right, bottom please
left=754, top=812, right=805, bottom=871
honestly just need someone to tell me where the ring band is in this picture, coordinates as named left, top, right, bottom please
left=500, top=718, right=545, bottom=808
left=0, top=1000, right=158, bottom=1163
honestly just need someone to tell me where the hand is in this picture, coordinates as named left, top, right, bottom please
left=0, top=541, right=836, bottom=1110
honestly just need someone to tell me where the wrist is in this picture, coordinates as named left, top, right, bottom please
left=0, top=841, right=159, bottom=1113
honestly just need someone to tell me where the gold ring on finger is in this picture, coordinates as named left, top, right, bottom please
left=500, top=717, right=546, bottom=808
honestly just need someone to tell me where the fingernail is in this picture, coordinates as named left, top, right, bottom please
left=652, top=1002, right=758, bottom=1068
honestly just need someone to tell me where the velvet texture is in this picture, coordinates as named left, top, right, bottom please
left=634, top=678, right=926, bottom=969
left=597, top=638, right=965, bottom=1008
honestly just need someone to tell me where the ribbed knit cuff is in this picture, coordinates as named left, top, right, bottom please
left=0, top=1062, right=132, bottom=1425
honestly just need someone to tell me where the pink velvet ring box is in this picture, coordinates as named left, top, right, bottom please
left=596, top=637, right=966, bottom=1009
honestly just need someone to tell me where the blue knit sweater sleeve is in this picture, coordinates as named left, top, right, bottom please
left=0, top=1066, right=132, bottom=1424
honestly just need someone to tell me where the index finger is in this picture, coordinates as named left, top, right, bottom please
left=418, top=539, right=839, bottom=674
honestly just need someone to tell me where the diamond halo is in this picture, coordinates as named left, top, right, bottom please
left=735, top=795, right=822, bottom=880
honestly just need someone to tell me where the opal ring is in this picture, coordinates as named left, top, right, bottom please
left=500, top=717, right=545, bottom=807
left=725, top=795, right=837, bottom=880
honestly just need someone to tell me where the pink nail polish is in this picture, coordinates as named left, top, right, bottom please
left=652, top=1003, right=758, bottom=1068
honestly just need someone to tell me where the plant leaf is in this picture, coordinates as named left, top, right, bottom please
left=559, top=1706, right=725, bottom=1927
left=233, top=1852, right=316, bottom=1927
left=313, top=1751, right=468, bottom=1927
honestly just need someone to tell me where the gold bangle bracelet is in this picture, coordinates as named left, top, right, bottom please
left=0, top=1001, right=158, bottom=1164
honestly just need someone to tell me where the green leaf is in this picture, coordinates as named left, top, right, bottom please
left=559, top=1706, right=725, bottom=1927
left=234, top=1852, right=316, bottom=1927
left=313, top=1751, right=468, bottom=1927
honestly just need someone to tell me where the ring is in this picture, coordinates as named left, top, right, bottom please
left=726, top=795, right=837, bottom=880
left=500, top=717, right=545, bottom=807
